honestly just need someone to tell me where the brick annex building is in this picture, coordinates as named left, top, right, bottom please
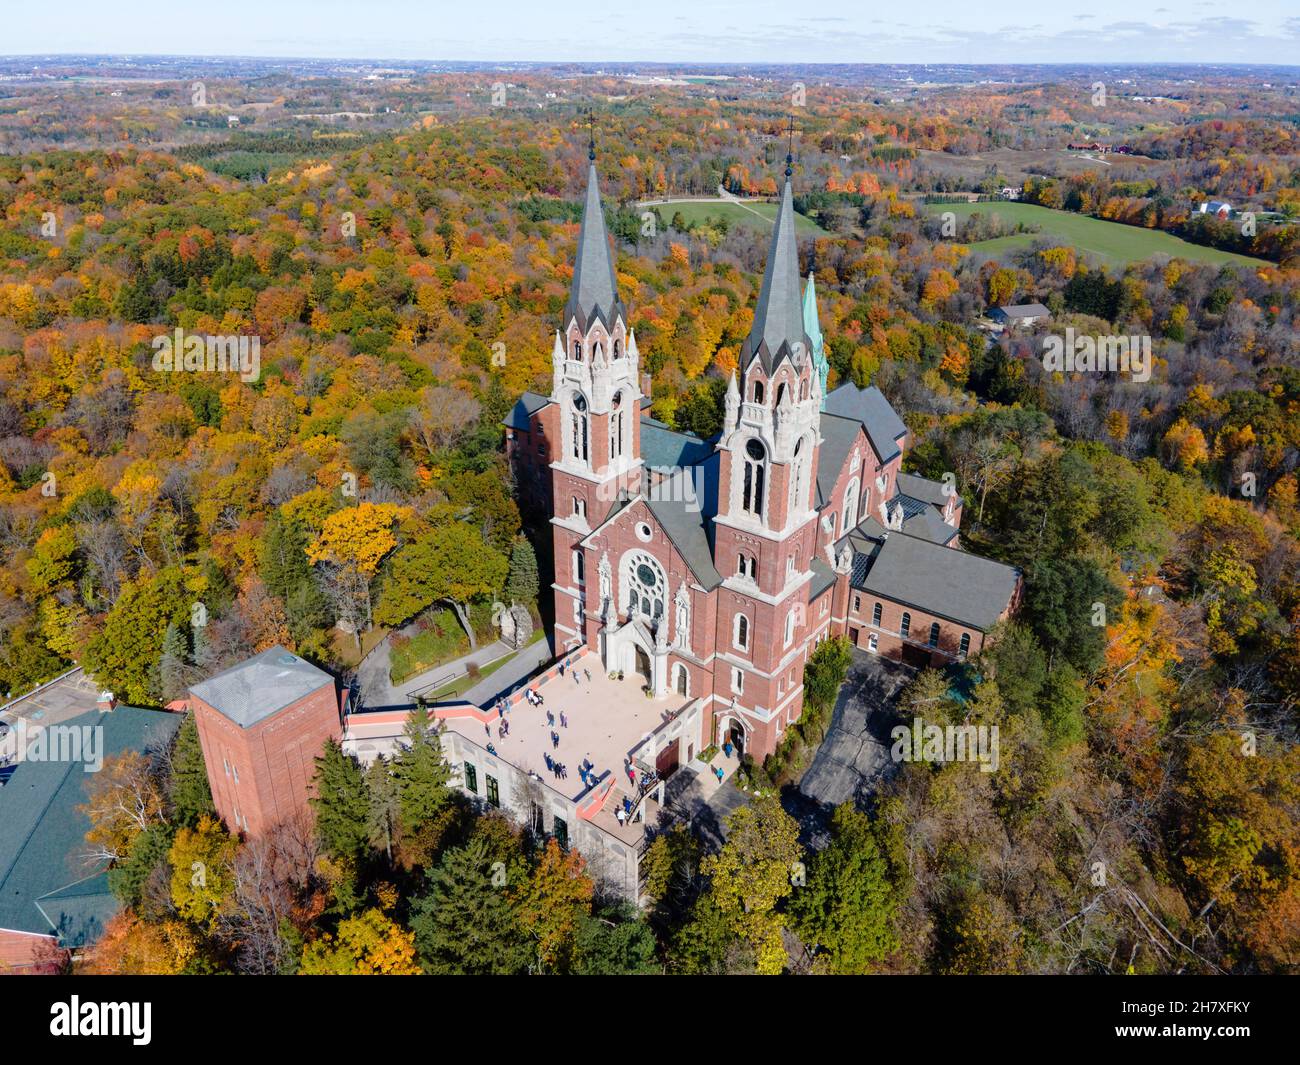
left=507, top=146, right=1023, bottom=763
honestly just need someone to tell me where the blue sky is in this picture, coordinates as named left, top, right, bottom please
left=4, top=1, right=1299, bottom=64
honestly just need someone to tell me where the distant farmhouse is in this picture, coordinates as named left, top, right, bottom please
left=989, top=302, right=1051, bottom=329
left=1197, top=200, right=1233, bottom=219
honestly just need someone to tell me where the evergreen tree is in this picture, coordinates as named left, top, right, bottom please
left=310, top=739, right=370, bottom=864
left=574, top=905, right=660, bottom=975
left=392, top=706, right=452, bottom=838
left=504, top=536, right=539, bottom=606
left=408, top=837, right=532, bottom=975
left=365, top=756, right=401, bottom=862
left=168, top=712, right=215, bottom=827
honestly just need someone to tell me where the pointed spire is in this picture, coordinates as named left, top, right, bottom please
left=803, top=271, right=829, bottom=408
left=740, top=175, right=809, bottom=372
left=566, top=153, right=622, bottom=331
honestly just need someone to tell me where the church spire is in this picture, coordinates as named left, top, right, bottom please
left=740, top=171, right=809, bottom=372
left=803, top=271, right=828, bottom=407
left=566, top=147, right=622, bottom=332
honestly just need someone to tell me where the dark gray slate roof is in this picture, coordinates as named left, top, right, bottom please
left=503, top=391, right=550, bottom=431
left=565, top=160, right=623, bottom=330
left=640, top=418, right=714, bottom=470
left=809, top=557, right=837, bottom=601
left=900, top=506, right=959, bottom=546
left=856, top=534, right=1019, bottom=631
left=815, top=412, right=865, bottom=506
left=821, top=383, right=906, bottom=464
left=895, top=472, right=953, bottom=508
left=0, top=706, right=180, bottom=944
left=190, top=646, right=334, bottom=728
left=645, top=459, right=722, bottom=589
left=740, top=179, right=810, bottom=372
left=992, top=302, right=1050, bottom=320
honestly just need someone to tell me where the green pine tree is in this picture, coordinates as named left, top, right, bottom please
left=392, top=705, right=452, bottom=837
left=505, top=536, right=539, bottom=606
left=168, top=712, right=215, bottom=828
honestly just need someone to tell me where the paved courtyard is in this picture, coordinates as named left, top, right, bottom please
left=796, top=650, right=912, bottom=813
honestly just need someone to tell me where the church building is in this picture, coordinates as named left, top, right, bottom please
left=505, top=143, right=1023, bottom=763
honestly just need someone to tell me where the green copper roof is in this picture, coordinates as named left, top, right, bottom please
left=803, top=271, right=828, bottom=407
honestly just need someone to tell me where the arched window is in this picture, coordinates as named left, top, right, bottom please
left=872, top=602, right=882, bottom=627
left=751, top=379, right=765, bottom=404
left=775, top=381, right=787, bottom=407
left=736, top=553, right=756, bottom=580
left=734, top=613, right=750, bottom=651
left=593, top=340, right=604, bottom=361
left=742, top=438, right=766, bottom=518
left=570, top=393, right=589, bottom=464
left=611, top=391, right=625, bottom=460
left=784, top=610, right=796, bottom=647
left=625, top=552, right=665, bottom=622
left=900, top=612, right=911, bottom=639
left=928, top=622, right=940, bottom=647
left=800, top=378, right=809, bottom=401
left=614, top=338, right=623, bottom=358
left=573, top=550, right=585, bottom=584
left=674, top=663, right=689, bottom=696
left=842, top=478, right=860, bottom=536
left=571, top=338, right=582, bottom=360
left=959, top=632, right=971, bottom=659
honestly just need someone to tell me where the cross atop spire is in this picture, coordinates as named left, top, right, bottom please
left=784, top=114, right=796, bottom=177
left=586, top=108, right=596, bottom=161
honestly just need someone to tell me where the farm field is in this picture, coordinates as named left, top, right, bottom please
left=646, top=198, right=825, bottom=235
left=923, top=201, right=1268, bottom=268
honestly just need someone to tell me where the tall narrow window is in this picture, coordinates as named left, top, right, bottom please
left=872, top=602, right=883, bottom=627
left=959, top=632, right=971, bottom=659
left=752, top=379, right=765, bottom=404
left=464, top=763, right=478, bottom=794
left=928, top=622, right=940, bottom=648
left=900, top=612, right=911, bottom=639
left=734, top=614, right=750, bottom=651
left=571, top=339, right=581, bottom=360
left=486, top=775, right=500, bottom=807
left=611, top=391, right=624, bottom=460
left=571, top=393, right=589, bottom=463
left=742, top=438, right=766, bottom=518
left=784, top=610, right=796, bottom=647
left=574, top=550, right=585, bottom=585
left=553, top=816, right=568, bottom=849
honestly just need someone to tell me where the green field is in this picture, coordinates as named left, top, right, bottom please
left=648, top=199, right=825, bottom=236
left=922, top=201, right=1266, bottom=269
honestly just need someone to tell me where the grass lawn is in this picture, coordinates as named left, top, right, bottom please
left=922, top=201, right=1266, bottom=269
left=389, top=606, right=496, bottom=685
left=650, top=199, right=825, bottom=236
left=422, top=628, right=546, bottom=702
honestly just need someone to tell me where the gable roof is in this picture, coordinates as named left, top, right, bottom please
left=0, top=706, right=180, bottom=944
left=993, top=302, right=1050, bottom=319
left=190, top=646, right=334, bottom=728
left=740, top=178, right=810, bottom=373
left=639, top=418, right=714, bottom=470
left=821, top=382, right=907, bottom=464
left=503, top=391, right=550, bottom=431
left=815, top=412, right=866, bottom=506
left=855, top=534, right=1019, bottom=631
left=566, top=159, right=623, bottom=331
left=645, top=461, right=722, bottom=589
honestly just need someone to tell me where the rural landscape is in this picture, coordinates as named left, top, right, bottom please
left=0, top=1, right=1295, bottom=1027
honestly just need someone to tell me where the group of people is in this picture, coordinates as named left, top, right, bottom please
left=543, top=751, right=567, bottom=780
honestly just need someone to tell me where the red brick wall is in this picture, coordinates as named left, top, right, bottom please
left=192, top=686, right=342, bottom=838
left=845, top=592, right=988, bottom=665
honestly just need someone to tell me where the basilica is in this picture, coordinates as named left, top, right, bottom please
left=506, top=144, right=1023, bottom=763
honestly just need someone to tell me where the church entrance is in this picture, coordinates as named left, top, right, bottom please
left=634, top=645, right=651, bottom=684
left=655, top=739, right=680, bottom=779
left=726, top=721, right=746, bottom=758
